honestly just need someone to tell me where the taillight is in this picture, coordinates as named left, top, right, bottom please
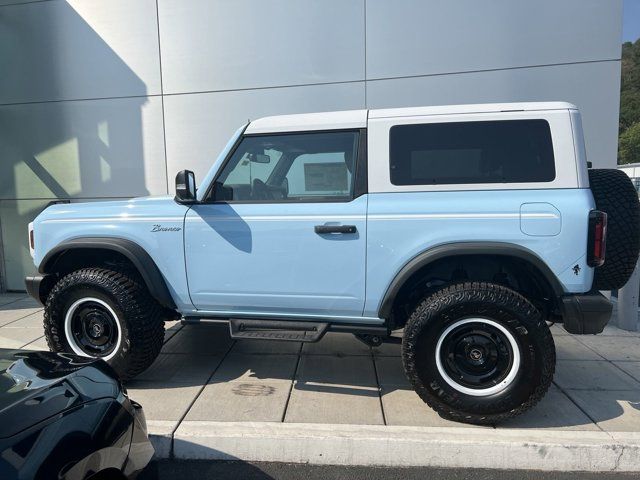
left=587, top=210, right=607, bottom=267
left=29, top=229, right=34, bottom=250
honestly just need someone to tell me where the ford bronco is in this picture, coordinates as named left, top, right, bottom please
left=25, top=102, right=640, bottom=424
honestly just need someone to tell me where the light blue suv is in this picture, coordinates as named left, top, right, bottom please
left=26, top=103, right=640, bottom=424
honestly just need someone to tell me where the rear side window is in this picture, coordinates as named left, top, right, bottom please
left=389, top=120, right=555, bottom=186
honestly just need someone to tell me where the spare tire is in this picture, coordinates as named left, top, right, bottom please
left=588, top=168, right=640, bottom=290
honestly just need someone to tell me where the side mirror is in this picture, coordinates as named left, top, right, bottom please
left=175, top=170, right=196, bottom=203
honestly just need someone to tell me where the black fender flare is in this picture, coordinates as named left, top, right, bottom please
left=378, top=242, right=565, bottom=319
left=39, top=237, right=176, bottom=309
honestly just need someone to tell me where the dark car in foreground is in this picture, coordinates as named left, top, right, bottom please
left=0, top=349, right=153, bottom=479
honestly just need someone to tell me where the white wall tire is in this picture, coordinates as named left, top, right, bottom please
left=64, top=297, right=123, bottom=361
left=44, top=268, right=167, bottom=380
left=434, top=317, right=521, bottom=397
left=402, top=282, right=555, bottom=425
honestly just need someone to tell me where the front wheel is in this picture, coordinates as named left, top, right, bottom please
left=402, top=282, right=555, bottom=425
left=44, top=268, right=166, bottom=380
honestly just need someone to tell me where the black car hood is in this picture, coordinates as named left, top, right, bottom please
left=0, top=349, right=122, bottom=438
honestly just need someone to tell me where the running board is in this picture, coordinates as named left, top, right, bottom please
left=228, top=319, right=328, bottom=342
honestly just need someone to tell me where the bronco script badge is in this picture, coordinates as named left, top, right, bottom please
left=151, top=224, right=181, bottom=232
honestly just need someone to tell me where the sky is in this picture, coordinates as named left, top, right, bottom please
left=624, top=0, right=640, bottom=42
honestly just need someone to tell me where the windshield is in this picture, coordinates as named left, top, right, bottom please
left=196, top=123, right=248, bottom=202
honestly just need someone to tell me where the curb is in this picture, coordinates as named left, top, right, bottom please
left=147, top=421, right=640, bottom=472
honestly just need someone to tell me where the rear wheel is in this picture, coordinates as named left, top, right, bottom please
left=402, top=282, right=555, bottom=425
left=44, top=268, right=166, bottom=380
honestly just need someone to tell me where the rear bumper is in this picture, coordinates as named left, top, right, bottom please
left=560, top=292, right=612, bottom=334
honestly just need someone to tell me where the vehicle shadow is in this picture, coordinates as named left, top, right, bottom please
left=139, top=458, right=276, bottom=480
left=123, top=323, right=635, bottom=430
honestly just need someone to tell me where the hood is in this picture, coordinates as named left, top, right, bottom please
left=33, top=195, right=184, bottom=228
left=0, top=350, right=121, bottom=438
left=39, top=195, right=175, bottom=216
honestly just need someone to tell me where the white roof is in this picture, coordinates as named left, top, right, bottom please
left=245, top=102, right=577, bottom=134
left=246, top=110, right=367, bottom=134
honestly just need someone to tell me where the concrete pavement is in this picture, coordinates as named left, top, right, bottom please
left=2, top=293, right=640, bottom=471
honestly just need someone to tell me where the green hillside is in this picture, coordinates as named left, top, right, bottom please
left=619, top=39, right=640, bottom=164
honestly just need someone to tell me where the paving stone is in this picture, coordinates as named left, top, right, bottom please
left=296, top=355, right=376, bottom=387
left=374, top=356, right=410, bottom=387
left=231, top=339, right=302, bottom=355
left=285, top=381, right=384, bottom=425
left=0, top=328, right=44, bottom=349
left=2, top=311, right=44, bottom=329
left=21, top=337, right=49, bottom=351
left=372, top=340, right=402, bottom=357
left=184, top=380, right=292, bottom=422
left=555, top=360, right=640, bottom=391
left=501, top=385, right=598, bottom=431
left=549, top=324, right=569, bottom=336
left=577, top=336, right=640, bottom=362
left=380, top=387, right=486, bottom=428
left=10, top=298, right=41, bottom=308
left=164, top=321, right=183, bottom=344
left=302, top=332, right=372, bottom=356
left=0, top=307, right=43, bottom=327
left=600, top=325, right=640, bottom=337
left=126, top=381, right=203, bottom=426
left=565, top=390, right=640, bottom=432
left=612, top=362, right=640, bottom=383
left=554, top=335, right=603, bottom=361
left=211, top=353, right=298, bottom=383
left=133, top=353, right=222, bottom=385
left=0, top=294, right=29, bottom=307
left=162, top=324, right=233, bottom=355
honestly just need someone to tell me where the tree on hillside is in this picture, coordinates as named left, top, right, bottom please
left=619, top=39, right=640, bottom=164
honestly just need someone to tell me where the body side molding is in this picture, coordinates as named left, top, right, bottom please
left=39, top=237, right=176, bottom=309
left=377, top=242, right=565, bottom=319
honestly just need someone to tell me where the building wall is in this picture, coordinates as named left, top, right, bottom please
left=0, top=0, right=623, bottom=291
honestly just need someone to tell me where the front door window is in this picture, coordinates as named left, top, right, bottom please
left=209, top=131, right=359, bottom=203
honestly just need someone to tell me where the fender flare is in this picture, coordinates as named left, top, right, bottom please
left=39, top=237, right=176, bottom=309
left=378, top=242, right=565, bottom=319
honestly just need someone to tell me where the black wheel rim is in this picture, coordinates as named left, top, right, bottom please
left=68, top=300, right=119, bottom=358
left=439, top=320, right=515, bottom=391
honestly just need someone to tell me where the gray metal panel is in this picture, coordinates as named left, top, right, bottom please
left=158, top=0, right=365, bottom=94
left=163, top=82, right=366, bottom=189
left=366, top=60, right=621, bottom=169
left=0, top=0, right=161, bottom=104
left=366, top=0, right=623, bottom=80
left=0, top=0, right=47, bottom=5
left=0, top=96, right=167, bottom=199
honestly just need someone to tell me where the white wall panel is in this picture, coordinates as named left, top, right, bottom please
left=163, top=82, right=366, bottom=188
left=158, top=0, right=365, bottom=94
left=0, top=96, right=167, bottom=199
left=0, top=0, right=161, bottom=104
left=366, top=61, right=621, bottom=169
left=366, top=0, right=622, bottom=80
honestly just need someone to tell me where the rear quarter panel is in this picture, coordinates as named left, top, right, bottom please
left=363, top=188, right=595, bottom=317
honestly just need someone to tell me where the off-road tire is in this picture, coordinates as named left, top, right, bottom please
left=43, top=268, right=166, bottom=380
left=402, top=282, right=555, bottom=425
left=588, top=168, right=640, bottom=290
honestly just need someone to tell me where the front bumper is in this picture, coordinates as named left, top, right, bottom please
left=25, top=274, right=57, bottom=306
left=123, top=400, right=154, bottom=478
left=25, top=275, right=45, bottom=305
left=560, top=292, right=612, bottom=334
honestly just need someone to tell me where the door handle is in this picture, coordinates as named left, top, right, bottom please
left=314, top=225, right=357, bottom=234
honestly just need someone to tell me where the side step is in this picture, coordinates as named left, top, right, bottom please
left=228, top=319, right=328, bottom=342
